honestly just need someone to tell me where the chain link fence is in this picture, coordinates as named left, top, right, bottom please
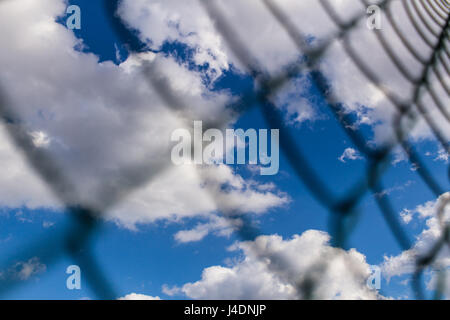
left=0, top=0, right=448, bottom=300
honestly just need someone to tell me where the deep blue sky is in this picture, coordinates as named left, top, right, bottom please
left=0, top=0, right=448, bottom=300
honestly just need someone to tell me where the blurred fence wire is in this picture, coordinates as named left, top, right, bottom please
left=0, top=0, right=448, bottom=299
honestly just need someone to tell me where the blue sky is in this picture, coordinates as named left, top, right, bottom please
left=0, top=0, right=448, bottom=300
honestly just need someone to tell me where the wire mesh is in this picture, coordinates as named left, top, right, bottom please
left=0, top=0, right=448, bottom=300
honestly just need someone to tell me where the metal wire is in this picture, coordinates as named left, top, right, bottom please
left=0, top=0, right=448, bottom=300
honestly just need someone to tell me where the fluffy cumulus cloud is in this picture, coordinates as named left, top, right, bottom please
left=164, top=230, right=381, bottom=299
left=109, top=164, right=289, bottom=228
left=118, top=293, right=161, bottom=300
left=0, top=0, right=287, bottom=229
left=382, top=193, right=450, bottom=297
left=118, top=0, right=450, bottom=145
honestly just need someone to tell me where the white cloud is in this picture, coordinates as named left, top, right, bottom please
left=108, top=164, right=289, bottom=228
left=30, top=131, right=51, bottom=148
left=425, top=147, right=449, bottom=164
left=391, top=147, right=408, bottom=166
left=0, top=0, right=287, bottom=231
left=161, top=284, right=179, bottom=296
left=381, top=193, right=450, bottom=292
left=338, top=148, right=363, bottom=163
left=375, top=180, right=414, bottom=198
left=0, top=257, right=46, bottom=281
left=42, top=221, right=55, bottom=228
left=271, top=75, right=317, bottom=124
left=167, top=230, right=381, bottom=299
left=118, top=0, right=450, bottom=144
left=434, top=148, right=449, bottom=164
left=16, top=258, right=46, bottom=280
left=400, top=209, right=413, bottom=224
left=0, top=125, right=60, bottom=210
left=174, top=215, right=244, bottom=243
left=118, top=293, right=161, bottom=300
